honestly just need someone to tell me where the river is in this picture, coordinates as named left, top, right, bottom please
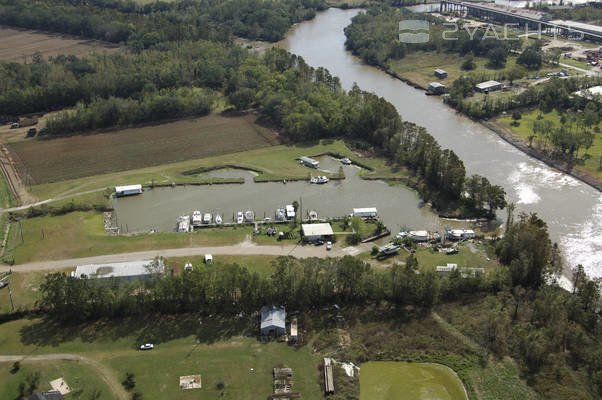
left=277, top=8, right=601, bottom=277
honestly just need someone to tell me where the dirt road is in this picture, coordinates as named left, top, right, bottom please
left=0, top=354, right=128, bottom=400
left=0, top=241, right=369, bottom=273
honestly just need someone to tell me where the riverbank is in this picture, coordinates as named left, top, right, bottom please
left=483, top=120, right=602, bottom=192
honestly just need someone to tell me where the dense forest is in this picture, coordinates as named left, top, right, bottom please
left=0, top=0, right=326, bottom=43
left=344, top=5, right=521, bottom=68
left=34, top=211, right=601, bottom=398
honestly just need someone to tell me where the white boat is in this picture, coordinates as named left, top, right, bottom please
left=285, top=205, right=295, bottom=220
left=191, top=210, right=202, bottom=226
left=245, top=210, right=254, bottom=222
left=315, top=176, right=329, bottom=184
left=203, top=213, right=212, bottom=224
left=237, top=211, right=244, bottom=224
left=177, top=216, right=190, bottom=233
left=308, top=210, right=318, bottom=221
left=341, top=157, right=352, bottom=165
left=215, top=214, right=222, bottom=225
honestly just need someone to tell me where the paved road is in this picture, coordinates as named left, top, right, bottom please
left=0, top=354, right=128, bottom=400
left=0, top=241, right=367, bottom=272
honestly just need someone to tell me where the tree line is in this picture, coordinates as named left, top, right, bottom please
left=0, top=0, right=326, bottom=45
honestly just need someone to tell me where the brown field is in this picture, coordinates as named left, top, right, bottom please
left=6, top=113, right=281, bottom=184
left=0, top=26, right=120, bottom=62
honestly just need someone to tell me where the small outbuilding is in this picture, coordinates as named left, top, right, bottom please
left=261, top=305, right=286, bottom=337
left=476, top=80, right=502, bottom=93
left=434, top=69, right=448, bottom=79
left=301, top=223, right=333, bottom=241
left=428, top=82, right=446, bottom=94
left=204, top=254, right=213, bottom=264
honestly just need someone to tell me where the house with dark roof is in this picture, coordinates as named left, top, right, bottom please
left=29, top=391, right=65, bottom=400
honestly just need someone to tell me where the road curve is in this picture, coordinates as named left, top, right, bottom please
left=0, top=242, right=367, bottom=273
left=0, top=354, right=128, bottom=400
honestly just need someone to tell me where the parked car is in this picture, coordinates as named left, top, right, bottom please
left=0, top=281, right=6, bottom=289
left=315, top=239, right=324, bottom=246
left=26, top=128, right=37, bottom=137
left=326, top=241, right=332, bottom=251
left=37, top=127, right=48, bottom=136
left=139, top=343, right=154, bottom=350
left=10, top=123, right=19, bottom=129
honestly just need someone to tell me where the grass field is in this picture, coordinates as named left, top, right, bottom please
left=496, top=109, right=602, bottom=179
left=360, top=361, right=467, bottom=400
left=0, top=26, right=120, bottom=62
left=388, top=52, right=560, bottom=90
left=7, top=113, right=280, bottom=184
left=0, top=317, right=322, bottom=400
left=0, top=360, right=114, bottom=400
left=4, top=212, right=252, bottom=264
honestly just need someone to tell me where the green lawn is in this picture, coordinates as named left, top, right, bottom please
left=360, top=361, right=467, bottom=400
left=4, top=212, right=253, bottom=264
left=167, top=255, right=279, bottom=277
left=560, top=57, right=591, bottom=70
left=0, top=360, right=114, bottom=400
left=0, top=317, right=322, bottom=400
left=496, top=109, right=602, bottom=179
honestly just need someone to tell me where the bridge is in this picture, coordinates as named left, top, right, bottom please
left=439, top=1, right=602, bottom=43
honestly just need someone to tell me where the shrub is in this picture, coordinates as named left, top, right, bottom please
left=512, top=111, right=522, bottom=120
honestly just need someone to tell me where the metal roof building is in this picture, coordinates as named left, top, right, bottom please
left=574, top=85, right=602, bottom=102
left=72, top=260, right=164, bottom=282
left=261, top=305, right=286, bottom=336
left=476, top=80, right=502, bottom=92
left=299, top=156, right=319, bottom=168
left=301, top=223, right=333, bottom=241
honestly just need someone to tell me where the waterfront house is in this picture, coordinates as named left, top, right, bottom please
left=301, top=223, right=333, bottom=241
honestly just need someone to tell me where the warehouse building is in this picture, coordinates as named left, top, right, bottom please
left=476, top=80, right=502, bottom=93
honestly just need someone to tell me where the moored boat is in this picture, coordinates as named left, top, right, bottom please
left=215, top=214, right=222, bottom=225
left=177, top=216, right=190, bottom=232
left=237, top=211, right=244, bottom=224
left=191, top=210, right=202, bottom=226
left=203, top=213, right=212, bottom=224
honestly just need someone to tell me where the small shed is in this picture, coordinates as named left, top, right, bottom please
left=301, top=223, right=333, bottom=241
left=114, top=184, right=142, bottom=197
left=428, top=82, right=446, bottom=94
left=476, top=80, right=502, bottom=93
left=261, top=305, right=286, bottom=337
left=434, top=69, right=448, bottom=79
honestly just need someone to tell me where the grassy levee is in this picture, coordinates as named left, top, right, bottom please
left=3, top=212, right=252, bottom=265
left=496, top=109, right=602, bottom=180
left=23, top=140, right=360, bottom=201
left=0, top=359, right=115, bottom=400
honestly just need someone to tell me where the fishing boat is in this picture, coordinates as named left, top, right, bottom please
left=245, top=210, right=254, bottom=223
left=275, top=208, right=286, bottom=221
left=315, top=176, right=329, bottom=184
left=308, top=210, right=318, bottom=221
left=236, top=211, right=244, bottom=224
left=215, top=214, right=222, bottom=225
left=341, top=157, right=352, bottom=165
left=191, top=210, right=202, bottom=226
left=177, top=216, right=190, bottom=233
left=203, top=213, right=212, bottom=224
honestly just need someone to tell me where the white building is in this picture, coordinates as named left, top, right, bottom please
left=476, top=80, right=502, bottom=93
left=409, top=230, right=429, bottom=242
left=114, top=184, right=142, bottom=197
left=352, top=207, right=378, bottom=218
left=450, top=229, right=475, bottom=240
left=301, top=223, right=333, bottom=241
left=72, top=260, right=164, bottom=282
left=436, top=263, right=458, bottom=275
